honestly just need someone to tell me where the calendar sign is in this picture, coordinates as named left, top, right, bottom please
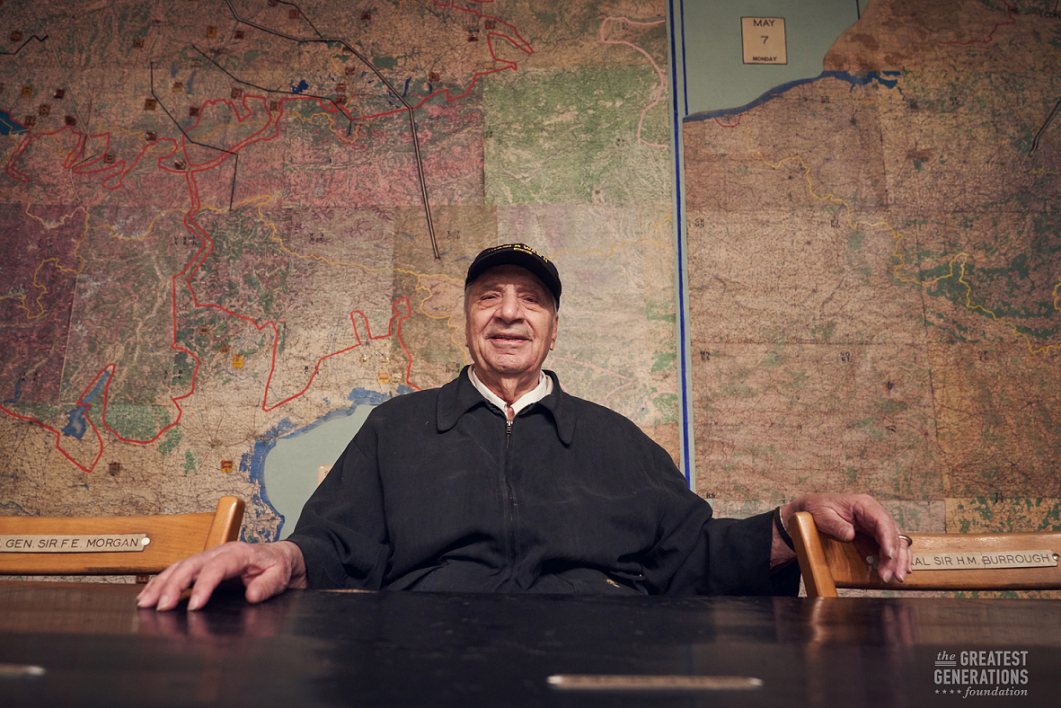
left=741, top=17, right=787, bottom=65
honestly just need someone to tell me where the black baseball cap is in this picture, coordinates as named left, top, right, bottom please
left=465, top=243, right=562, bottom=307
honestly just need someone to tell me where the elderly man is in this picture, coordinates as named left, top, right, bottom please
left=139, top=244, right=910, bottom=610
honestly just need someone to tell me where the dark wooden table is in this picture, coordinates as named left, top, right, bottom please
left=1, top=582, right=1059, bottom=707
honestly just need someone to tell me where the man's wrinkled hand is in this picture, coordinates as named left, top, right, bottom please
left=136, top=540, right=308, bottom=611
left=779, top=493, right=912, bottom=583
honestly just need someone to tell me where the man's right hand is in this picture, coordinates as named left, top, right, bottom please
left=136, top=540, right=309, bottom=611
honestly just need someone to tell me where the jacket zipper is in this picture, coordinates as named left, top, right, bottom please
left=502, top=417, right=516, bottom=583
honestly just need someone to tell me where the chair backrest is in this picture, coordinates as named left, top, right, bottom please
left=0, top=496, right=244, bottom=579
left=789, top=511, right=1061, bottom=597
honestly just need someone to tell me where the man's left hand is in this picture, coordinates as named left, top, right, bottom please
left=772, top=494, right=912, bottom=584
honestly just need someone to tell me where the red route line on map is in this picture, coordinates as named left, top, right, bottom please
left=1, top=96, right=420, bottom=471
left=261, top=302, right=414, bottom=412
left=0, top=368, right=109, bottom=474
left=332, top=0, right=533, bottom=122
left=941, top=0, right=1017, bottom=45
left=0, top=296, right=414, bottom=472
left=1, top=1, right=538, bottom=470
left=4, top=8, right=534, bottom=180
left=714, top=114, right=743, bottom=128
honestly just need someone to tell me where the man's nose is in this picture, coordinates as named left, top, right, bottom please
left=497, top=290, right=524, bottom=321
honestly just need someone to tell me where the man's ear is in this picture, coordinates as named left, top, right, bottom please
left=549, top=314, right=558, bottom=351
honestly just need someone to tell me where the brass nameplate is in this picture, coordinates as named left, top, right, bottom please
left=0, top=534, right=148, bottom=553
left=912, top=550, right=1057, bottom=571
left=547, top=675, right=762, bottom=691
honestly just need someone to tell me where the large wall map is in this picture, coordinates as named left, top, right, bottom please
left=0, top=0, right=677, bottom=540
left=3, top=0, right=1057, bottom=584
left=686, top=0, right=1061, bottom=547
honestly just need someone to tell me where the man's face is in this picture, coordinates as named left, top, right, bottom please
left=465, top=265, right=558, bottom=385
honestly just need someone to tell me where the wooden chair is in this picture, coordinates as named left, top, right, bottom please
left=0, top=496, right=244, bottom=582
left=789, top=511, right=1061, bottom=597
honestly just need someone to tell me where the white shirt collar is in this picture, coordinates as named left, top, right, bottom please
left=468, top=366, right=553, bottom=418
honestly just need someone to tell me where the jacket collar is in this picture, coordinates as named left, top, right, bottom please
left=437, top=366, right=575, bottom=445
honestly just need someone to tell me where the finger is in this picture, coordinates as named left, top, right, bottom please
left=879, top=536, right=904, bottom=583
left=154, top=557, right=208, bottom=611
left=158, top=545, right=243, bottom=610
left=186, top=556, right=236, bottom=611
left=244, top=566, right=286, bottom=604
left=186, top=543, right=266, bottom=610
left=878, top=535, right=900, bottom=583
left=136, top=563, right=177, bottom=607
left=888, top=533, right=912, bottom=583
left=897, top=533, right=913, bottom=581
left=242, top=546, right=296, bottom=603
left=805, top=504, right=859, bottom=542
left=809, top=493, right=883, bottom=543
left=847, top=498, right=903, bottom=583
left=137, top=559, right=194, bottom=609
left=819, top=515, right=858, bottom=542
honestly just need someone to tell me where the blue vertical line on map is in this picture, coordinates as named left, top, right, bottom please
left=667, top=0, right=694, bottom=487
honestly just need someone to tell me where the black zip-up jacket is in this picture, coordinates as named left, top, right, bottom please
left=289, top=368, right=799, bottom=596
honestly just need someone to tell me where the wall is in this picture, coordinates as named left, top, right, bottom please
left=0, top=1, right=678, bottom=541
left=0, top=0, right=1057, bottom=592
left=680, top=0, right=1061, bottom=599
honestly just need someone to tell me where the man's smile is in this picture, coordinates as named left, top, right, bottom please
left=488, top=332, right=530, bottom=343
